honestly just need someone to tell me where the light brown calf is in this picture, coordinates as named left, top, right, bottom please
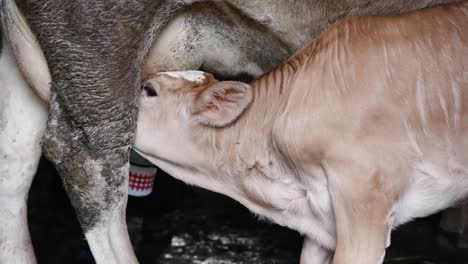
left=135, top=2, right=468, bottom=263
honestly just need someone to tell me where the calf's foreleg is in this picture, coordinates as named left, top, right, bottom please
left=300, top=237, right=332, bottom=264
left=325, top=158, right=398, bottom=264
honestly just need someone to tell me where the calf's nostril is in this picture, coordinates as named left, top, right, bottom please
left=142, top=83, right=158, bottom=97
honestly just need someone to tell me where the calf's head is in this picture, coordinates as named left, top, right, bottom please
left=135, top=71, right=252, bottom=161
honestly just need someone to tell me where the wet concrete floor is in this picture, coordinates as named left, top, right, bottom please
left=28, top=157, right=468, bottom=264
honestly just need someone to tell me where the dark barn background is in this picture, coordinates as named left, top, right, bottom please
left=28, top=156, right=468, bottom=264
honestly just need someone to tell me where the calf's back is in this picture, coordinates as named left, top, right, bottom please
left=268, top=2, right=468, bottom=223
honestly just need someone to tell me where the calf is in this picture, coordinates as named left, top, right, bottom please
left=135, top=2, right=468, bottom=263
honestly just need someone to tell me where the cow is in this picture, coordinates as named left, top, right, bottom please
left=134, top=2, right=468, bottom=263
left=0, top=0, right=464, bottom=263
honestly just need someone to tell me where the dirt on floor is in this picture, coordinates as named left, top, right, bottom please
left=28, top=157, right=468, bottom=264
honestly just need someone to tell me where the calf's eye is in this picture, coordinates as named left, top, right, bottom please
left=142, top=82, right=158, bottom=97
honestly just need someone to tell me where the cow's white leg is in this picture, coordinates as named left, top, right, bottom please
left=324, top=159, right=397, bottom=264
left=84, top=184, right=138, bottom=264
left=0, top=37, right=47, bottom=264
left=300, top=237, right=332, bottom=264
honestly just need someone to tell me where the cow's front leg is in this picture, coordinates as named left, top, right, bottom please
left=42, top=92, right=139, bottom=264
left=324, top=158, right=398, bottom=264
left=300, top=237, right=332, bottom=264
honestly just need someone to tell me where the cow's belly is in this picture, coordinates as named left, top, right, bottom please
left=143, top=6, right=290, bottom=82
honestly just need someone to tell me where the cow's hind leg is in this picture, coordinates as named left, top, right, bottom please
left=42, top=94, right=138, bottom=264
left=300, top=237, right=332, bottom=264
left=325, top=158, right=399, bottom=264
left=0, top=38, right=47, bottom=264
left=19, top=1, right=191, bottom=262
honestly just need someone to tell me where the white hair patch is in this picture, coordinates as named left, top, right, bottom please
left=159, top=70, right=206, bottom=84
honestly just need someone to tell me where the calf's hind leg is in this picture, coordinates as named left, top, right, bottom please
left=0, top=37, right=47, bottom=264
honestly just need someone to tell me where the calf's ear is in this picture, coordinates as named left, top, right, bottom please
left=192, top=81, right=252, bottom=127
